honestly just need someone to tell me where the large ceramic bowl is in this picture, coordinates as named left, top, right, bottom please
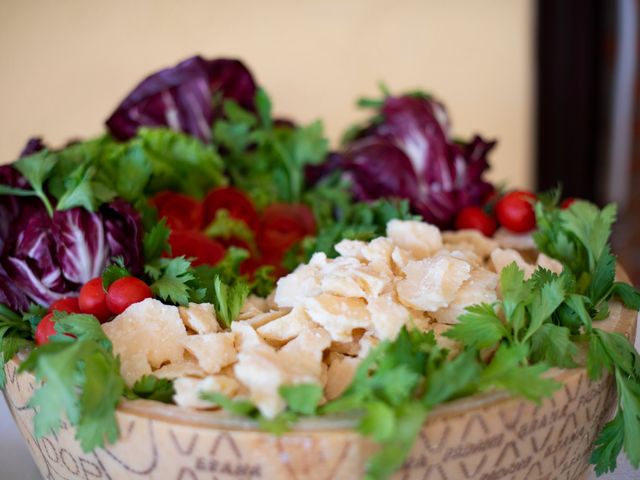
left=3, top=269, right=638, bottom=480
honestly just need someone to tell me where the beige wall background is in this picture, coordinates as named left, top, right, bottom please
left=0, top=0, right=534, bottom=188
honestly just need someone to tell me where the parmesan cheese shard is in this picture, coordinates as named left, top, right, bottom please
left=536, top=252, right=563, bottom=274
left=490, top=248, right=535, bottom=279
left=334, top=239, right=367, bottom=260
left=304, top=294, right=372, bottom=342
left=279, top=327, right=331, bottom=378
left=257, top=306, right=316, bottom=342
left=387, top=219, right=442, bottom=259
left=442, top=229, right=499, bottom=259
left=391, top=246, right=413, bottom=272
left=361, top=237, right=395, bottom=265
left=325, top=352, right=361, bottom=401
left=181, top=332, right=237, bottom=374
left=493, top=227, right=536, bottom=251
left=173, top=375, right=240, bottom=409
left=153, top=360, right=206, bottom=379
left=433, top=268, right=498, bottom=324
left=102, top=298, right=187, bottom=386
left=274, top=264, right=322, bottom=308
left=231, top=321, right=268, bottom=350
left=238, top=295, right=269, bottom=320
left=234, top=327, right=330, bottom=418
left=240, top=309, right=289, bottom=328
left=178, top=303, right=219, bottom=334
left=430, top=323, right=462, bottom=355
left=367, top=293, right=410, bottom=340
left=396, top=255, right=471, bottom=311
left=233, top=345, right=287, bottom=418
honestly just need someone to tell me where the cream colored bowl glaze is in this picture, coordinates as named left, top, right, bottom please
left=3, top=270, right=638, bottom=480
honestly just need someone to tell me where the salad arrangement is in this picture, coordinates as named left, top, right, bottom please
left=0, top=56, right=639, bottom=480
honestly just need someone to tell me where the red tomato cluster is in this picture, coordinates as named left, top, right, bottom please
left=455, top=190, right=578, bottom=237
left=456, top=190, right=537, bottom=235
left=150, top=187, right=316, bottom=276
left=35, top=277, right=152, bottom=345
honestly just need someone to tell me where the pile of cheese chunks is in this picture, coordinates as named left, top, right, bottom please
left=103, top=220, right=562, bottom=418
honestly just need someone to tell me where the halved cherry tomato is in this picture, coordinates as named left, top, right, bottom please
left=79, top=278, right=112, bottom=323
left=149, top=191, right=203, bottom=231
left=202, top=187, right=260, bottom=232
left=35, top=313, right=57, bottom=346
left=48, top=297, right=80, bottom=314
left=495, top=191, right=537, bottom=233
left=455, top=207, right=497, bottom=237
left=257, top=203, right=316, bottom=260
left=561, top=197, right=576, bottom=209
left=106, top=277, right=153, bottom=315
left=169, top=230, right=226, bottom=267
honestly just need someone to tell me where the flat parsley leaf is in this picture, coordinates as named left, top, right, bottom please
left=19, top=313, right=124, bottom=451
left=125, top=375, right=175, bottom=404
left=149, top=257, right=196, bottom=305
left=279, top=383, right=323, bottom=415
left=443, top=303, right=507, bottom=349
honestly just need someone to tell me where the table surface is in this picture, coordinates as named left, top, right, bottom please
left=2, top=318, right=639, bottom=479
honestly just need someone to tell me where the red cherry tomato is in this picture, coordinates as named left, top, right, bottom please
left=561, top=197, right=576, bottom=209
left=495, top=191, right=537, bottom=233
left=79, top=278, right=112, bottom=323
left=106, top=277, right=153, bottom=315
left=149, top=191, right=203, bottom=231
left=35, top=313, right=57, bottom=346
left=257, top=203, right=316, bottom=261
left=455, top=207, right=497, bottom=237
left=168, top=230, right=226, bottom=267
left=48, top=297, right=80, bottom=314
left=202, top=187, right=260, bottom=232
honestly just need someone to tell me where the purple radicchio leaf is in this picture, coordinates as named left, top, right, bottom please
left=52, top=208, right=108, bottom=285
left=101, top=199, right=144, bottom=275
left=0, top=166, right=41, bottom=256
left=314, top=93, right=495, bottom=228
left=19, top=137, right=46, bottom=157
left=3, top=211, right=69, bottom=306
left=106, top=56, right=257, bottom=142
left=0, top=264, right=30, bottom=312
left=340, top=139, right=421, bottom=202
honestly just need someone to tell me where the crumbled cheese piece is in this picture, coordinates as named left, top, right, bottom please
left=396, top=256, right=471, bottom=311
left=391, top=246, right=413, bottom=272
left=234, top=325, right=331, bottom=418
left=361, top=237, right=395, bottom=265
left=173, top=375, right=239, bottom=409
left=387, top=219, right=442, bottom=258
left=279, top=327, right=331, bottom=378
left=231, top=321, right=268, bottom=350
left=238, top=295, right=269, bottom=320
left=257, top=307, right=316, bottom=342
left=325, top=352, right=360, bottom=401
left=367, top=293, right=410, bottom=340
left=304, top=294, right=371, bottom=342
left=493, top=227, right=536, bottom=251
left=536, top=253, right=563, bottom=274
left=490, top=248, right=535, bottom=279
left=433, top=268, right=498, bottom=324
left=442, top=229, right=499, bottom=258
left=103, top=299, right=187, bottom=385
left=178, top=303, right=219, bottom=334
left=153, top=360, right=206, bottom=379
left=240, top=309, right=290, bottom=328
left=181, top=332, right=236, bottom=374
left=274, top=264, right=322, bottom=308
left=334, top=239, right=367, bottom=260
